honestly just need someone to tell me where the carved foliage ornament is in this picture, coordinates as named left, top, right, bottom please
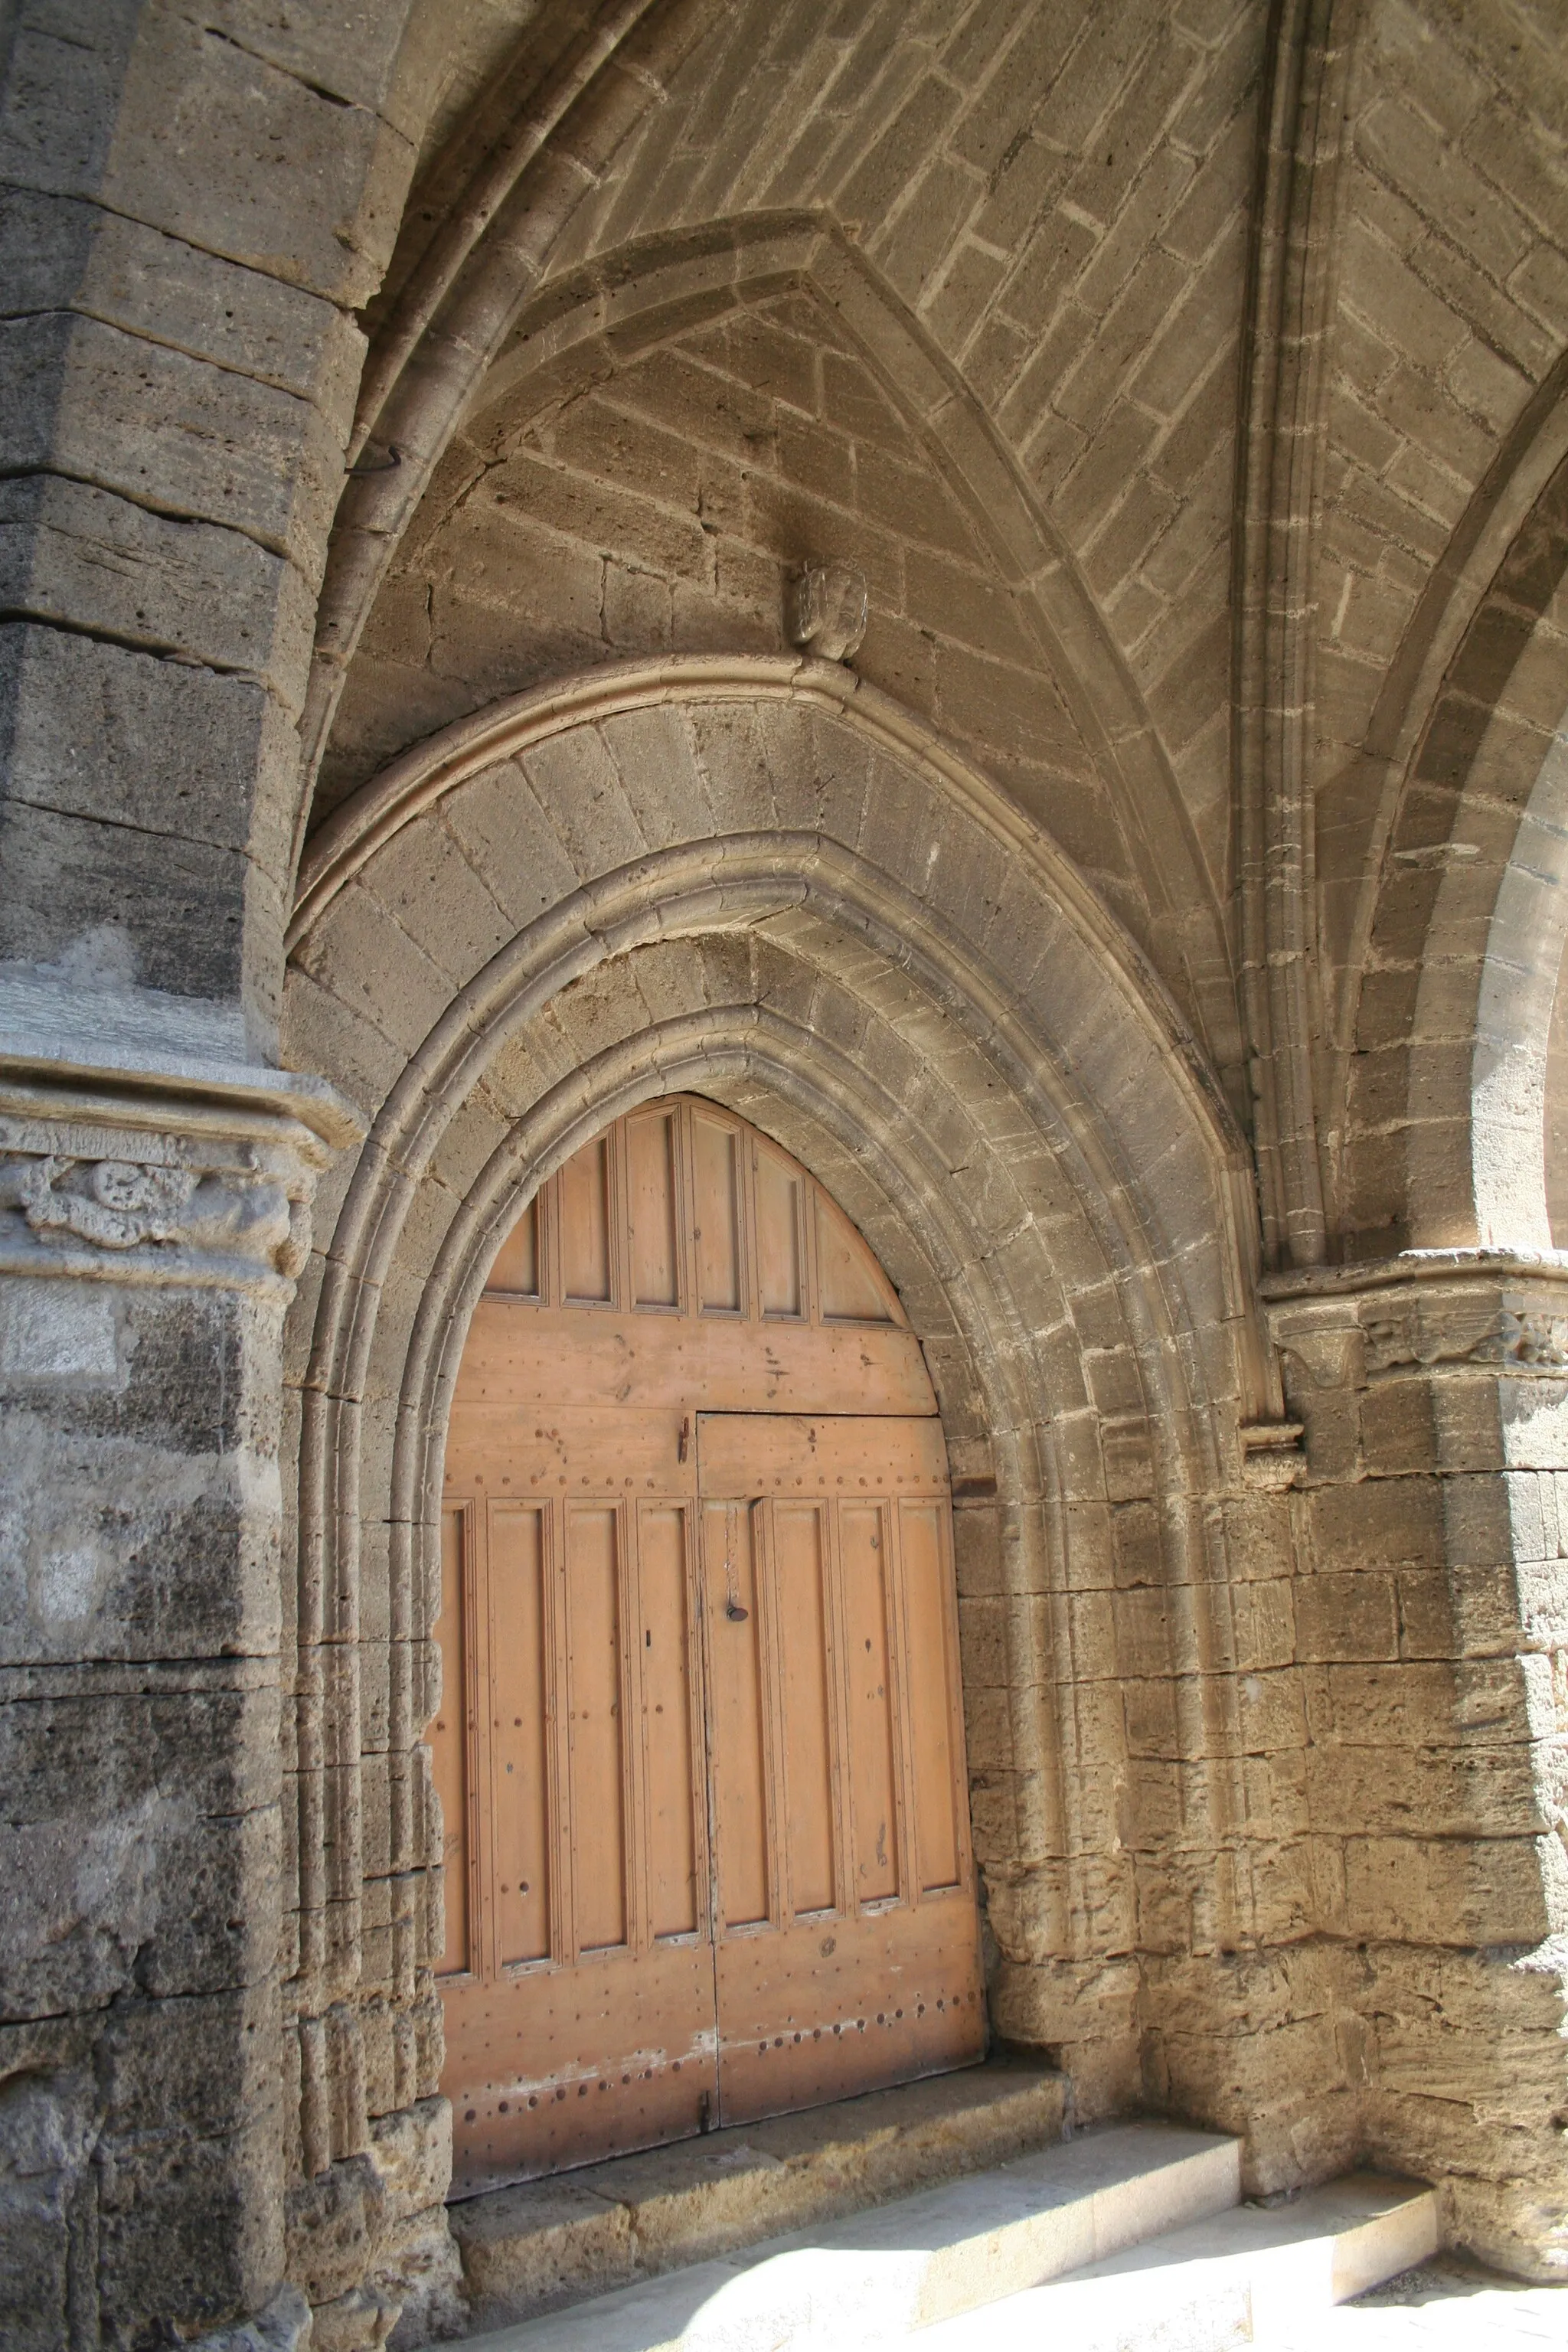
left=0, top=1148, right=311, bottom=1281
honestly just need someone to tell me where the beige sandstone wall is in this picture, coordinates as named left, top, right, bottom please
left=5, top=2, right=1568, bottom=2346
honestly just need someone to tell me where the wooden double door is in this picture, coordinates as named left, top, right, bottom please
left=433, top=1100, right=984, bottom=2196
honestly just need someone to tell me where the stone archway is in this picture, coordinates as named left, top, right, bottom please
left=278, top=657, right=1279, bottom=2331
left=1338, top=449, right=1568, bottom=1257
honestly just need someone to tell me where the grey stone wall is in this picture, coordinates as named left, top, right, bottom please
left=0, top=6, right=415, bottom=2344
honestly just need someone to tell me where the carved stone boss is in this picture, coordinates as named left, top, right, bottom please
left=789, top=560, right=869, bottom=662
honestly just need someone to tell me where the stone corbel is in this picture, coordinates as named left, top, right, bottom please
left=1239, top=1419, right=1306, bottom=1489
left=0, top=1037, right=363, bottom=1295
left=789, top=560, right=869, bottom=662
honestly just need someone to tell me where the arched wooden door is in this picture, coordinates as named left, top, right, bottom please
left=431, top=1099, right=985, bottom=2196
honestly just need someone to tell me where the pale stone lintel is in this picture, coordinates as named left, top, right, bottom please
left=1260, top=1250, right=1568, bottom=1381
left=0, top=1033, right=364, bottom=1294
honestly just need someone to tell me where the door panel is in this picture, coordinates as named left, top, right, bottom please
left=773, top=1501, right=837, bottom=1916
left=437, top=1102, right=984, bottom=2195
left=566, top=1504, right=627, bottom=1953
left=439, top=1407, right=715, bottom=2195
left=488, top=1503, right=551, bottom=1968
left=697, top=1413, right=985, bottom=2125
left=627, top=1108, right=681, bottom=1309
left=703, top=1499, right=771, bottom=1930
left=841, top=1499, right=901, bottom=1906
left=560, top=1133, right=613, bottom=1303
left=639, top=1503, right=701, bottom=1939
left=754, top=1145, right=805, bottom=1318
left=693, top=1111, right=743, bottom=1312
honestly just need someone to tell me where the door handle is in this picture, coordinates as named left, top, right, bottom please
left=722, top=1500, right=756, bottom=1620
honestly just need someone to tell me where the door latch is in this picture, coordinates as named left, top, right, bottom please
left=724, top=1503, right=749, bottom=1621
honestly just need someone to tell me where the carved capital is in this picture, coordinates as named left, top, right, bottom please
left=0, top=1039, right=362, bottom=1295
left=1260, top=1250, right=1568, bottom=1384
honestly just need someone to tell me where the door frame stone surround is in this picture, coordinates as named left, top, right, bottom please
left=278, top=652, right=1288, bottom=2338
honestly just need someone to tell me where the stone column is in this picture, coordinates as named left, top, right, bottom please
left=1265, top=1253, right=1568, bottom=2276
left=0, top=978, right=358, bottom=2352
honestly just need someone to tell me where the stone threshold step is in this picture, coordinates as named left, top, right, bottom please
left=447, top=2055, right=1066, bottom=2338
left=439, top=2115, right=1240, bottom=2350
left=922, top=2167, right=1440, bottom=2352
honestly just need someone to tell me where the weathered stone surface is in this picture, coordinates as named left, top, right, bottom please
left=450, top=2058, right=1067, bottom=2333
left=9, top=1, right=1568, bottom=2340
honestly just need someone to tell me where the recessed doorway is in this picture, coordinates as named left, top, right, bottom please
left=432, top=1098, right=985, bottom=2195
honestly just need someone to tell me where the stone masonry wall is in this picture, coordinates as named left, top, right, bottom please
left=1268, top=1269, right=1568, bottom=2273
left=0, top=8, right=420, bottom=2347
left=531, top=0, right=1270, bottom=897
left=5, top=0, right=1568, bottom=2341
left=321, top=279, right=1137, bottom=934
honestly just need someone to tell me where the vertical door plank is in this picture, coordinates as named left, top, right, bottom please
left=431, top=1508, right=471, bottom=1975
left=693, top=1114, right=742, bottom=1313
left=754, top=1146, right=804, bottom=1318
left=628, top=1112, right=681, bottom=1309
left=488, top=1504, right=553, bottom=1964
left=561, top=1135, right=613, bottom=1303
left=839, top=1501, right=900, bottom=1906
left=639, top=1503, right=699, bottom=1938
left=567, top=1504, right=627, bottom=1952
left=897, top=1501, right=963, bottom=1893
left=469, top=1491, right=498, bottom=1982
left=822, top=1495, right=858, bottom=1919
left=773, top=1501, right=836, bottom=1916
left=704, top=1500, right=769, bottom=1927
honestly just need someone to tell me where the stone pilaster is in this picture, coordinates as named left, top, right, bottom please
left=1263, top=1252, right=1568, bottom=2277
left=0, top=985, right=359, bottom=2352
